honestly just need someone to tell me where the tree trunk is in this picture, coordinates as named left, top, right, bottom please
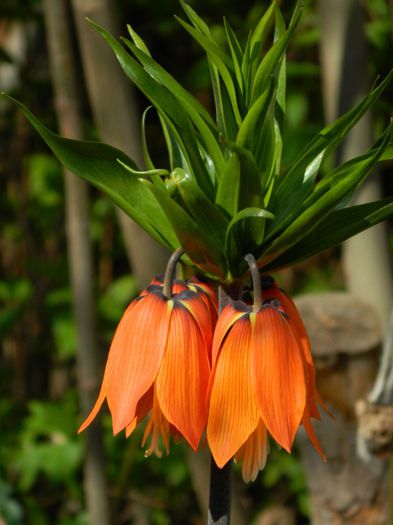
left=43, top=2, right=110, bottom=524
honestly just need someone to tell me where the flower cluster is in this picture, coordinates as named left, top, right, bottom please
left=79, top=257, right=325, bottom=482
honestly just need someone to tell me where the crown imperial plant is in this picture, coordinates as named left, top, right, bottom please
left=4, top=1, right=393, bottom=522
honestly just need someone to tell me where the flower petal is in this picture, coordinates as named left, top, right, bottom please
left=234, top=419, right=269, bottom=483
left=302, top=406, right=326, bottom=461
left=180, top=291, right=215, bottom=362
left=78, top=386, right=107, bottom=433
left=156, top=303, right=210, bottom=450
left=250, top=306, right=306, bottom=452
left=211, top=303, right=249, bottom=366
left=264, top=284, right=326, bottom=419
left=207, top=316, right=259, bottom=467
left=78, top=298, right=141, bottom=433
left=105, top=291, right=172, bottom=434
left=142, top=386, right=170, bottom=458
left=125, top=385, right=154, bottom=438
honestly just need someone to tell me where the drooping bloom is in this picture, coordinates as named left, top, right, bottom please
left=207, top=276, right=325, bottom=482
left=79, top=277, right=217, bottom=456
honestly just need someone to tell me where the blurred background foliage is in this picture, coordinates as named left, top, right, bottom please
left=0, top=0, right=392, bottom=524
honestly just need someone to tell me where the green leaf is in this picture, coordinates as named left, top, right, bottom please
left=225, top=207, right=275, bottom=268
left=227, top=145, right=263, bottom=210
left=265, top=197, right=393, bottom=269
left=88, top=20, right=213, bottom=195
left=179, top=0, right=211, bottom=36
left=3, top=95, right=180, bottom=250
left=126, top=23, right=151, bottom=57
left=259, top=124, right=392, bottom=266
left=140, top=106, right=156, bottom=171
left=223, top=17, right=244, bottom=94
left=167, top=168, right=229, bottom=254
left=215, top=152, right=241, bottom=216
left=122, top=38, right=225, bottom=176
left=210, top=64, right=239, bottom=140
left=142, top=180, right=226, bottom=279
left=274, top=6, right=287, bottom=176
left=241, top=32, right=253, bottom=108
left=269, top=71, right=393, bottom=233
left=249, top=1, right=277, bottom=63
left=379, top=141, right=393, bottom=161
left=176, top=17, right=242, bottom=126
left=251, top=1, right=302, bottom=102
left=236, top=78, right=276, bottom=151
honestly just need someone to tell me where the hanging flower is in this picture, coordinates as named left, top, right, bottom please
left=79, top=251, right=217, bottom=456
left=207, top=258, right=325, bottom=482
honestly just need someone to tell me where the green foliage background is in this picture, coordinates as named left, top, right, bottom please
left=0, top=0, right=392, bottom=523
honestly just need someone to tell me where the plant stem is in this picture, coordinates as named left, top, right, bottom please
left=244, top=253, right=261, bottom=311
left=208, top=459, right=232, bottom=525
left=163, top=248, right=184, bottom=298
left=207, top=285, right=236, bottom=525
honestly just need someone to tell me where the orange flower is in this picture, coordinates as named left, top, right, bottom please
left=207, top=278, right=325, bottom=482
left=79, top=278, right=217, bottom=455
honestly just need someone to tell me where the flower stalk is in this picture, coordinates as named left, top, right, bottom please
left=208, top=458, right=232, bottom=525
left=162, top=247, right=184, bottom=298
left=208, top=285, right=236, bottom=525
left=244, top=253, right=262, bottom=312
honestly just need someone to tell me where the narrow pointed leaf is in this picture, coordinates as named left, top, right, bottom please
left=225, top=207, right=275, bottom=267
left=141, top=106, right=156, bottom=171
left=5, top=94, right=178, bottom=250
left=265, top=196, right=393, bottom=269
left=176, top=17, right=242, bottom=125
left=180, top=0, right=211, bottom=35
left=88, top=19, right=213, bottom=195
left=123, top=39, right=225, bottom=175
left=251, top=2, right=302, bottom=102
left=249, top=1, right=276, bottom=61
left=259, top=124, right=392, bottom=266
left=215, top=152, right=241, bottom=216
left=269, top=71, right=393, bottom=232
left=127, top=24, right=151, bottom=56
left=168, top=168, right=229, bottom=253
left=142, top=180, right=226, bottom=278
left=236, top=78, right=276, bottom=151
left=224, top=17, right=244, bottom=93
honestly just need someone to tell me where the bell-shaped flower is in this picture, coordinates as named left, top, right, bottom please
left=79, top=277, right=217, bottom=456
left=207, top=278, right=325, bottom=482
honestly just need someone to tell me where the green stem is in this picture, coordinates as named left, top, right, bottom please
left=162, top=248, right=184, bottom=298
left=244, top=253, right=261, bottom=311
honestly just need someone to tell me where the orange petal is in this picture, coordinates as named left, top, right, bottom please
left=211, top=303, right=249, bottom=366
left=302, top=407, right=326, bottom=461
left=78, top=385, right=107, bottom=433
left=264, top=284, right=325, bottom=420
left=180, top=291, right=215, bottom=362
left=188, top=280, right=218, bottom=327
left=142, top=386, right=171, bottom=458
left=105, top=291, right=172, bottom=434
left=207, top=316, right=259, bottom=467
left=156, top=304, right=210, bottom=450
left=234, top=419, right=269, bottom=483
left=78, top=297, right=142, bottom=433
left=125, top=385, right=154, bottom=438
left=250, top=306, right=306, bottom=452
